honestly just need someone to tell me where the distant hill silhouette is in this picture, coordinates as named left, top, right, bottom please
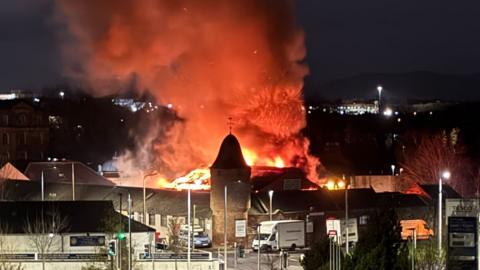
left=306, top=71, right=480, bottom=101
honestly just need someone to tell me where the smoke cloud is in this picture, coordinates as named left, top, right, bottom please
left=56, top=0, right=320, bottom=182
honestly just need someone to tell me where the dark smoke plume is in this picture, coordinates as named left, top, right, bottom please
left=56, top=0, right=320, bottom=182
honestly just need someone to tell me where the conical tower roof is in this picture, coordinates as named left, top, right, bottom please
left=211, top=134, right=249, bottom=169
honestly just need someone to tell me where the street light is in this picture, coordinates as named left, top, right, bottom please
left=377, top=85, right=383, bottom=110
left=143, top=170, right=158, bottom=224
left=256, top=223, right=261, bottom=270
left=391, top=164, right=395, bottom=176
left=187, top=187, right=192, bottom=270
left=438, top=169, right=450, bottom=254
left=114, top=187, right=133, bottom=270
left=268, top=190, right=274, bottom=221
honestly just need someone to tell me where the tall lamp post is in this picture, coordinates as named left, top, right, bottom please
left=377, top=85, right=383, bottom=110
left=71, top=162, right=75, bottom=201
left=224, top=185, right=228, bottom=270
left=143, top=170, right=158, bottom=224
left=345, top=176, right=349, bottom=254
left=268, top=190, right=274, bottom=221
left=438, top=170, right=450, bottom=254
left=187, top=187, right=192, bottom=270
left=115, top=187, right=133, bottom=270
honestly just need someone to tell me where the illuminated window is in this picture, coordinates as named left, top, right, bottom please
left=359, top=215, right=369, bottom=225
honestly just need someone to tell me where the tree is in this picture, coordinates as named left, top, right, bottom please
left=344, top=208, right=408, bottom=270
left=0, top=224, right=24, bottom=270
left=167, top=217, right=181, bottom=253
left=399, top=130, right=473, bottom=196
left=414, top=240, right=445, bottom=270
left=23, top=206, right=69, bottom=270
left=301, top=237, right=330, bottom=270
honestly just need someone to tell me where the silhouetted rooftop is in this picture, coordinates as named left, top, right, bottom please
left=211, top=134, right=249, bottom=169
left=0, top=201, right=154, bottom=233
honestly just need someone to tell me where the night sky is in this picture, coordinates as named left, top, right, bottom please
left=1, top=0, right=480, bottom=99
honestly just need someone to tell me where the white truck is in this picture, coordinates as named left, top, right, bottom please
left=251, top=220, right=305, bottom=252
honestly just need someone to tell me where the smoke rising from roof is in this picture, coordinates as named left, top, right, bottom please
left=56, top=0, right=320, bottom=181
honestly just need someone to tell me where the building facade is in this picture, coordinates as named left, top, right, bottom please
left=0, top=101, right=49, bottom=162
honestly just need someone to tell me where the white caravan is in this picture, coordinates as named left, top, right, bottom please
left=252, top=220, right=305, bottom=252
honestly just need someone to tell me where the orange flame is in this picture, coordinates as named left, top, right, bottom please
left=157, top=168, right=210, bottom=190
left=242, top=148, right=258, bottom=166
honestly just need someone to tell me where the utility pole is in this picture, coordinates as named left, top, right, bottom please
left=71, top=162, right=75, bottom=201
left=41, top=170, right=45, bottom=201
left=119, top=193, right=122, bottom=270
left=345, top=177, right=349, bottom=254
left=257, top=224, right=261, bottom=270
left=192, top=204, right=196, bottom=252
left=128, top=193, right=132, bottom=270
left=224, top=185, right=228, bottom=270
left=187, top=188, right=191, bottom=270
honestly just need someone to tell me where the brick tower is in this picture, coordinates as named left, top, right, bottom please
left=210, top=133, right=251, bottom=246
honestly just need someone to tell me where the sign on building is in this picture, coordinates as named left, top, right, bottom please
left=306, top=222, right=314, bottom=233
left=446, top=199, right=480, bottom=224
left=70, top=236, right=106, bottom=247
left=235, top=220, right=247, bottom=238
left=340, top=218, right=358, bottom=243
left=447, top=216, right=477, bottom=270
left=326, top=218, right=341, bottom=238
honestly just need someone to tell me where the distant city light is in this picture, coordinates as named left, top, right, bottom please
left=442, top=170, right=451, bottom=180
left=167, top=103, right=173, bottom=109
left=59, top=91, right=65, bottom=98
left=0, top=93, right=17, bottom=100
left=33, top=97, right=40, bottom=102
left=337, top=180, right=345, bottom=189
left=383, top=108, right=393, bottom=116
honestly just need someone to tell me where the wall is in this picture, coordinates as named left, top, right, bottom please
left=351, top=175, right=398, bottom=192
left=2, top=260, right=221, bottom=270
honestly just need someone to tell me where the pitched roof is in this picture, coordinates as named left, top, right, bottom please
left=250, top=188, right=430, bottom=214
left=211, top=134, right=249, bottom=169
left=25, top=162, right=114, bottom=186
left=0, top=162, right=29, bottom=180
left=251, top=166, right=319, bottom=192
left=419, top=184, right=462, bottom=200
left=0, top=201, right=154, bottom=233
left=0, top=180, right=212, bottom=218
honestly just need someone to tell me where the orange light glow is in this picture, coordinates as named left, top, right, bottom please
left=171, top=168, right=211, bottom=190
left=273, top=156, right=285, bottom=168
left=242, top=148, right=258, bottom=166
left=326, top=180, right=335, bottom=190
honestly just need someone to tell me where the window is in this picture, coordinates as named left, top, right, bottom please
left=2, top=133, right=9, bottom=145
left=2, top=115, right=8, bottom=126
left=16, top=134, right=25, bottom=145
left=149, top=213, right=156, bottom=226
left=198, top=218, right=205, bottom=228
left=161, top=215, right=167, bottom=227
left=359, top=215, right=369, bottom=225
left=18, top=114, right=26, bottom=125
